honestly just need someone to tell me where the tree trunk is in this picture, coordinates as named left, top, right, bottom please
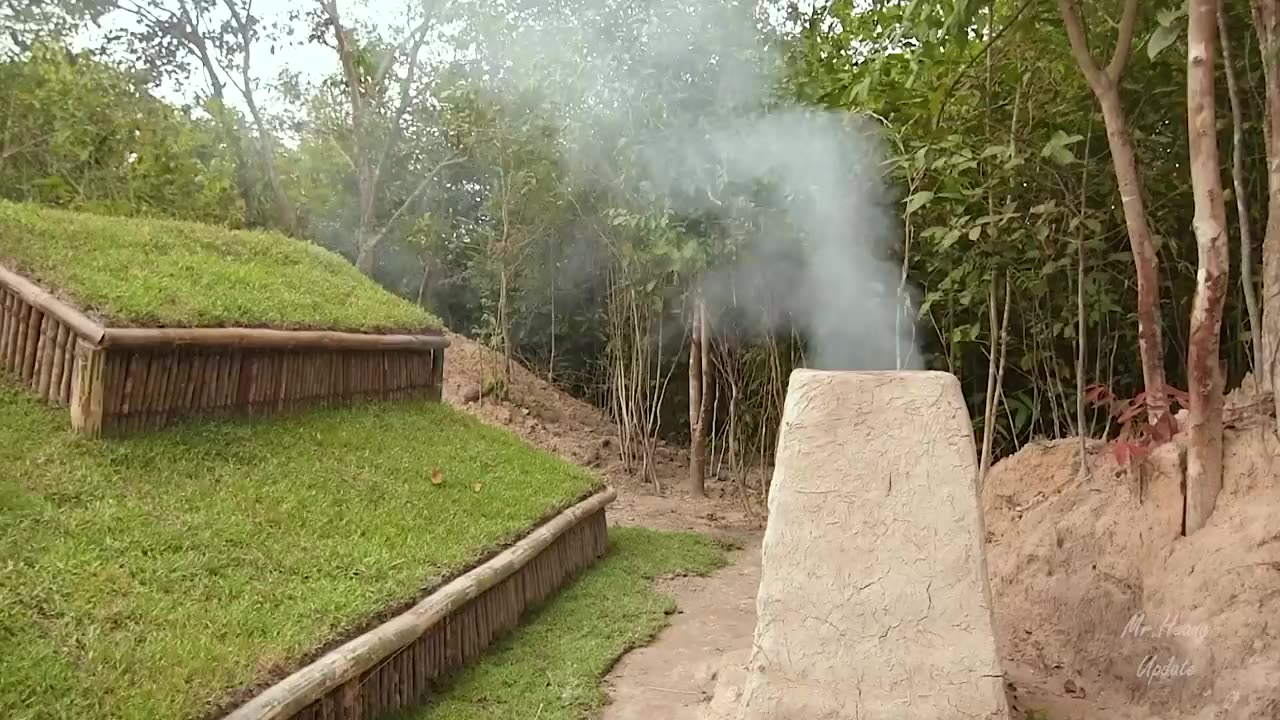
left=1185, top=0, right=1230, bottom=535
left=1096, top=92, right=1169, bottom=424
left=1220, top=4, right=1266, bottom=385
left=416, top=261, right=429, bottom=307
left=688, top=297, right=708, bottom=497
left=1077, top=129, right=1092, bottom=478
left=223, top=0, right=297, bottom=236
left=499, top=265, right=512, bottom=384
left=355, top=229, right=377, bottom=275
left=1252, top=0, right=1280, bottom=412
left=979, top=273, right=1011, bottom=486
left=1059, top=0, right=1169, bottom=425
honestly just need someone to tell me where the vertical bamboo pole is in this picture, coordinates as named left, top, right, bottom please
left=119, top=353, right=139, bottom=418
left=187, top=353, right=205, bottom=411
left=149, top=352, right=168, bottom=423
left=20, top=308, right=42, bottom=383
left=164, top=352, right=182, bottom=420
left=0, top=293, right=12, bottom=371
left=48, top=323, right=69, bottom=403
left=227, top=351, right=243, bottom=414
left=70, top=341, right=106, bottom=436
left=203, top=353, right=220, bottom=412
left=34, top=315, right=53, bottom=396
left=430, top=348, right=444, bottom=401
left=60, top=327, right=75, bottom=405
left=10, top=302, right=28, bottom=376
left=140, top=352, right=160, bottom=423
left=174, top=352, right=192, bottom=418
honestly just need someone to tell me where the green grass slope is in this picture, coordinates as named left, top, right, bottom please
left=0, top=201, right=439, bottom=332
left=0, top=378, right=597, bottom=720
left=401, top=527, right=727, bottom=720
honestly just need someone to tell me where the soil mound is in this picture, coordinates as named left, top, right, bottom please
left=983, top=431, right=1280, bottom=719
left=438, top=331, right=755, bottom=532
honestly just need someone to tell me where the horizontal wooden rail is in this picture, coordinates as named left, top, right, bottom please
left=0, top=265, right=106, bottom=344
left=222, top=487, right=617, bottom=720
left=101, top=328, right=449, bottom=351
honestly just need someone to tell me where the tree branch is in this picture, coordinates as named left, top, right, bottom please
left=1059, top=0, right=1107, bottom=90
left=367, top=19, right=432, bottom=218
left=1107, top=0, right=1142, bottom=81
left=365, top=155, right=463, bottom=252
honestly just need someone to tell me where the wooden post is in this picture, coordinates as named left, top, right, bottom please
left=0, top=293, right=12, bottom=370
left=429, top=348, right=444, bottom=401
left=70, top=341, right=107, bottom=436
left=49, top=323, right=69, bottom=404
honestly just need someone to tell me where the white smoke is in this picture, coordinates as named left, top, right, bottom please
left=461, top=0, right=920, bottom=370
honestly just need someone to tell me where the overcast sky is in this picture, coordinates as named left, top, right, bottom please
left=75, top=0, right=811, bottom=118
left=79, top=0, right=425, bottom=113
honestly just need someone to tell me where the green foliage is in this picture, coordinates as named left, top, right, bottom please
left=397, top=527, right=726, bottom=720
left=781, top=0, right=1266, bottom=450
left=0, top=201, right=440, bottom=331
left=0, top=43, right=242, bottom=223
left=0, top=376, right=598, bottom=720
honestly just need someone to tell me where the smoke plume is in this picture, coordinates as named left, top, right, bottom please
left=466, top=0, right=920, bottom=370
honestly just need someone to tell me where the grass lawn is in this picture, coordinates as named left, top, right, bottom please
left=399, top=527, right=727, bottom=720
left=0, top=377, right=596, bottom=720
left=0, top=201, right=440, bottom=332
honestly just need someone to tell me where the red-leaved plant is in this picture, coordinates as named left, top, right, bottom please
left=1084, top=384, right=1190, bottom=465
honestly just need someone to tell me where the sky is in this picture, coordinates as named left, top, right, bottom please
left=77, top=0, right=808, bottom=116
left=79, top=0, right=422, bottom=114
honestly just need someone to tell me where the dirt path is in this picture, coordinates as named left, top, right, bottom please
left=596, top=535, right=761, bottom=720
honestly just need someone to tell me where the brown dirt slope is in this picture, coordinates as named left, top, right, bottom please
left=983, top=430, right=1280, bottom=720
left=438, top=332, right=755, bottom=532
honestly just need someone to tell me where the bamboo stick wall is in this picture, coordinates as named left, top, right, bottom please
left=284, top=508, right=609, bottom=720
left=0, top=286, right=447, bottom=435
left=0, top=288, right=79, bottom=407
left=85, top=345, right=444, bottom=435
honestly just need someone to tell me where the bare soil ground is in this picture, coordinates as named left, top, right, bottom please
left=440, top=333, right=1280, bottom=720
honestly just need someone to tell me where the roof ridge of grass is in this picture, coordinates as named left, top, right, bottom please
left=0, top=201, right=443, bottom=334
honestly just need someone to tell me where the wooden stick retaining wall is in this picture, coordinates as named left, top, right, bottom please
left=0, top=264, right=449, bottom=434
left=0, top=288, right=80, bottom=406
left=223, top=488, right=616, bottom=720
left=79, top=345, right=445, bottom=435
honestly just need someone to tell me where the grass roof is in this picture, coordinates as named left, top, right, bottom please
left=0, top=201, right=441, bottom=333
left=0, top=378, right=597, bottom=719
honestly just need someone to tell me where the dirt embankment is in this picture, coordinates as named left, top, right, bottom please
left=984, top=428, right=1280, bottom=719
left=438, top=332, right=757, bottom=533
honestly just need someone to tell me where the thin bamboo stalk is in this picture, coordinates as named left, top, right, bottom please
left=7, top=300, right=26, bottom=372
left=20, top=308, right=42, bottom=382
left=35, top=314, right=53, bottom=394
left=60, top=329, right=75, bottom=405
left=176, top=353, right=194, bottom=417
left=0, top=293, right=12, bottom=369
left=48, top=323, right=69, bottom=403
left=228, top=351, right=243, bottom=412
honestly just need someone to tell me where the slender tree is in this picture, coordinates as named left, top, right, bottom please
left=1252, top=0, right=1280, bottom=414
left=1059, top=0, right=1168, bottom=425
left=1218, top=3, right=1265, bottom=386
left=1184, top=0, right=1229, bottom=534
left=316, top=0, right=458, bottom=274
